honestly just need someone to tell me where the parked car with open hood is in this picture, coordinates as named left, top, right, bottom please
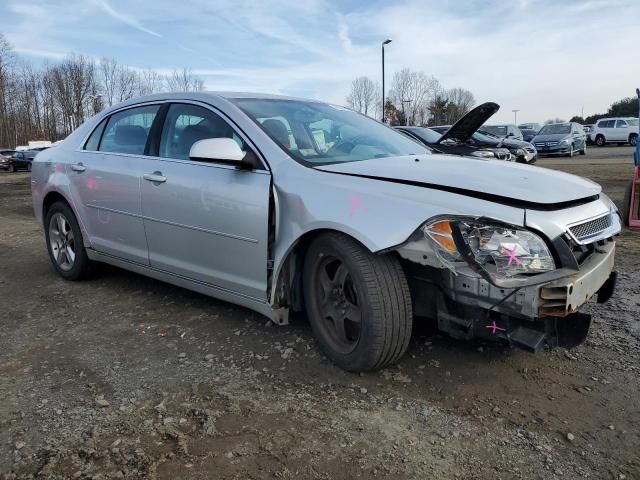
left=395, top=102, right=512, bottom=161
left=532, top=122, right=587, bottom=157
left=431, top=125, right=537, bottom=164
left=31, top=92, right=620, bottom=372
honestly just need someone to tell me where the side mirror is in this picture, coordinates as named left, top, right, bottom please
left=189, top=138, right=247, bottom=165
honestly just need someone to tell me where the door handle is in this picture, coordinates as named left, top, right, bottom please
left=71, top=163, right=86, bottom=173
left=143, top=172, right=167, bottom=183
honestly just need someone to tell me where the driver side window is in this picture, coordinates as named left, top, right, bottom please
left=159, top=103, right=256, bottom=163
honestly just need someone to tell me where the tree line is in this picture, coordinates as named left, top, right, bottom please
left=569, top=97, right=639, bottom=125
left=0, top=34, right=205, bottom=148
left=346, top=68, right=475, bottom=126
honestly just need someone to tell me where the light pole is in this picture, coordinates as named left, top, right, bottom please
left=512, top=109, right=520, bottom=125
left=381, top=38, right=392, bottom=123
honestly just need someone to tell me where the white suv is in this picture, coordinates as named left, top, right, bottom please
left=589, top=117, right=639, bottom=146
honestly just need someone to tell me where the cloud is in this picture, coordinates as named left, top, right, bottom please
left=1, top=0, right=638, bottom=123
left=85, top=0, right=162, bottom=37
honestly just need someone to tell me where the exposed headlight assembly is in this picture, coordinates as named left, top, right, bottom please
left=424, top=219, right=555, bottom=278
left=514, top=148, right=526, bottom=156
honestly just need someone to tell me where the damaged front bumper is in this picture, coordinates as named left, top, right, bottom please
left=402, top=240, right=617, bottom=352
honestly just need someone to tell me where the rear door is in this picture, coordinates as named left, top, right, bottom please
left=614, top=120, right=628, bottom=141
left=67, top=104, right=161, bottom=264
left=140, top=102, right=272, bottom=300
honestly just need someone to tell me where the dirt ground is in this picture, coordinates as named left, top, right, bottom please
left=1, top=146, right=639, bottom=480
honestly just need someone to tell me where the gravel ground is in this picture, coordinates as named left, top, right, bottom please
left=1, top=146, right=639, bottom=479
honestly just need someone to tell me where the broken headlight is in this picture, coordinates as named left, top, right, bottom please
left=424, top=219, right=555, bottom=277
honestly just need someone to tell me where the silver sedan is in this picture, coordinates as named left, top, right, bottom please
left=31, top=92, right=620, bottom=371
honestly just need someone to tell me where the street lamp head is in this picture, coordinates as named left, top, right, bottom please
left=383, top=38, right=392, bottom=45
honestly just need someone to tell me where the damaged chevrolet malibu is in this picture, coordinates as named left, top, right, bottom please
left=31, top=92, right=621, bottom=372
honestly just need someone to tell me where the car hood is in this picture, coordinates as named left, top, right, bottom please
left=437, top=102, right=500, bottom=144
left=532, top=134, right=570, bottom=142
left=316, top=154, right=600, bottom=207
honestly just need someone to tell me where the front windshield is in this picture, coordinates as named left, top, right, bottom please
left=482, top=125, right=507, bottom=137
left=234, top=98, right=429, bottom=166
left=473, top=131, right=499, bottom=143
left=405, top=127, right=442, bottom=144
left=539, top=124, right=571, bottom=135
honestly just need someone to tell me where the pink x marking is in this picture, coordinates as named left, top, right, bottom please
left=348, top=195, right=367, bottom=219
left=485, top=320, right=506, bottom=334
left=501, top=245, right=523, bottom=266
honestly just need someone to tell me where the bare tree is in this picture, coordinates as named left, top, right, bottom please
left=164, top=68, right=205, bottom=92
left=138, top=68, right=164, bottom=95
left=346, top=76, right=379, bottom=117
left=389, top=68, right=441, bottom=126
left=99, top=58, right=142, bottom=107
left=50, top=54, right=97, bottom=134
left=446, top=87, right=475, bottom=121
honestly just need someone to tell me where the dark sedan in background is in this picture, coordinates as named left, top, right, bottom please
left=429, top=126, right=537, bottom=164
left=6, top=150, right=37, bottom=172
left=520, top=128, right=539, bottom=142
left=396, top=102, right=513, bottom=161
left=0, top=149, right=16, bottom=171
left=531, top=122, right=587, bottom=157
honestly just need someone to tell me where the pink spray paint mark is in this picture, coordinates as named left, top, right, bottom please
left=501, top=245, right=523, bottom=266
left=348, top=195, right=367, bottom=219
left=485, top=320, right=506, bottom=335
left=86, top=177, right=97, bottom=190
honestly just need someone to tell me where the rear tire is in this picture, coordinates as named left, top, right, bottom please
left=595, top=135, right=605, bottom=147
left=8, top=164, right=14, bottom=173
left=27, top=163, right=32, bottom=172
left=630, top=133, right=638, bottom=147
left=622, top=181, right=633, bottom=227
left=303, top=232, right=413, bottom=372
left=44, top=201, right=92, bottom=280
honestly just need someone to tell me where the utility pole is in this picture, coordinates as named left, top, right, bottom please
left=381, top=38, right=392, bottom=123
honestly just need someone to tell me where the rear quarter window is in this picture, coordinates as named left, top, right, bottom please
left=84, top=118, right=108, bottom=151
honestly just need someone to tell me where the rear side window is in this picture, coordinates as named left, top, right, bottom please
left=599, top=120, right=614, bottom=128
left=84, top=118, right=107, bottom=151
left=99, top=105, right=160, bottom=155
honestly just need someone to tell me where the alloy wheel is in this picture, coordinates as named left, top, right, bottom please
left=48, top=213, right=76, bottom=271
left=314, top=255, right=362, bottom=353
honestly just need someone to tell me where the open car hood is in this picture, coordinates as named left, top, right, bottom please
left=437, top=102, right=500, bottom=145
left=316, top=154, right=601, bottom=209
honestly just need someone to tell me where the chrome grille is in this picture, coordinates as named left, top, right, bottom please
left=569, top=214, right=612, bottom=241
left=535, top=141, right=559, bottom=147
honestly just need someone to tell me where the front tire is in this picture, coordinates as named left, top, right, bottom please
left=595, top=135, right=605, bottom=147
left=303, top=232, right=413, bottom=372
left=580, top=143, right=587, bottom=155
left=44, top=201, right=92, bottom=280
left=567, top=144, right=574, bottom=158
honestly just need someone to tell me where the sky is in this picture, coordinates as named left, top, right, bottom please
left=1, top=0, right=639, bottom=124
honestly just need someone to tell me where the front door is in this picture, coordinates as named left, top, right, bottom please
left=67, top=104, right=161, bottom=264
left=140, top=102, right=271, bottom=300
